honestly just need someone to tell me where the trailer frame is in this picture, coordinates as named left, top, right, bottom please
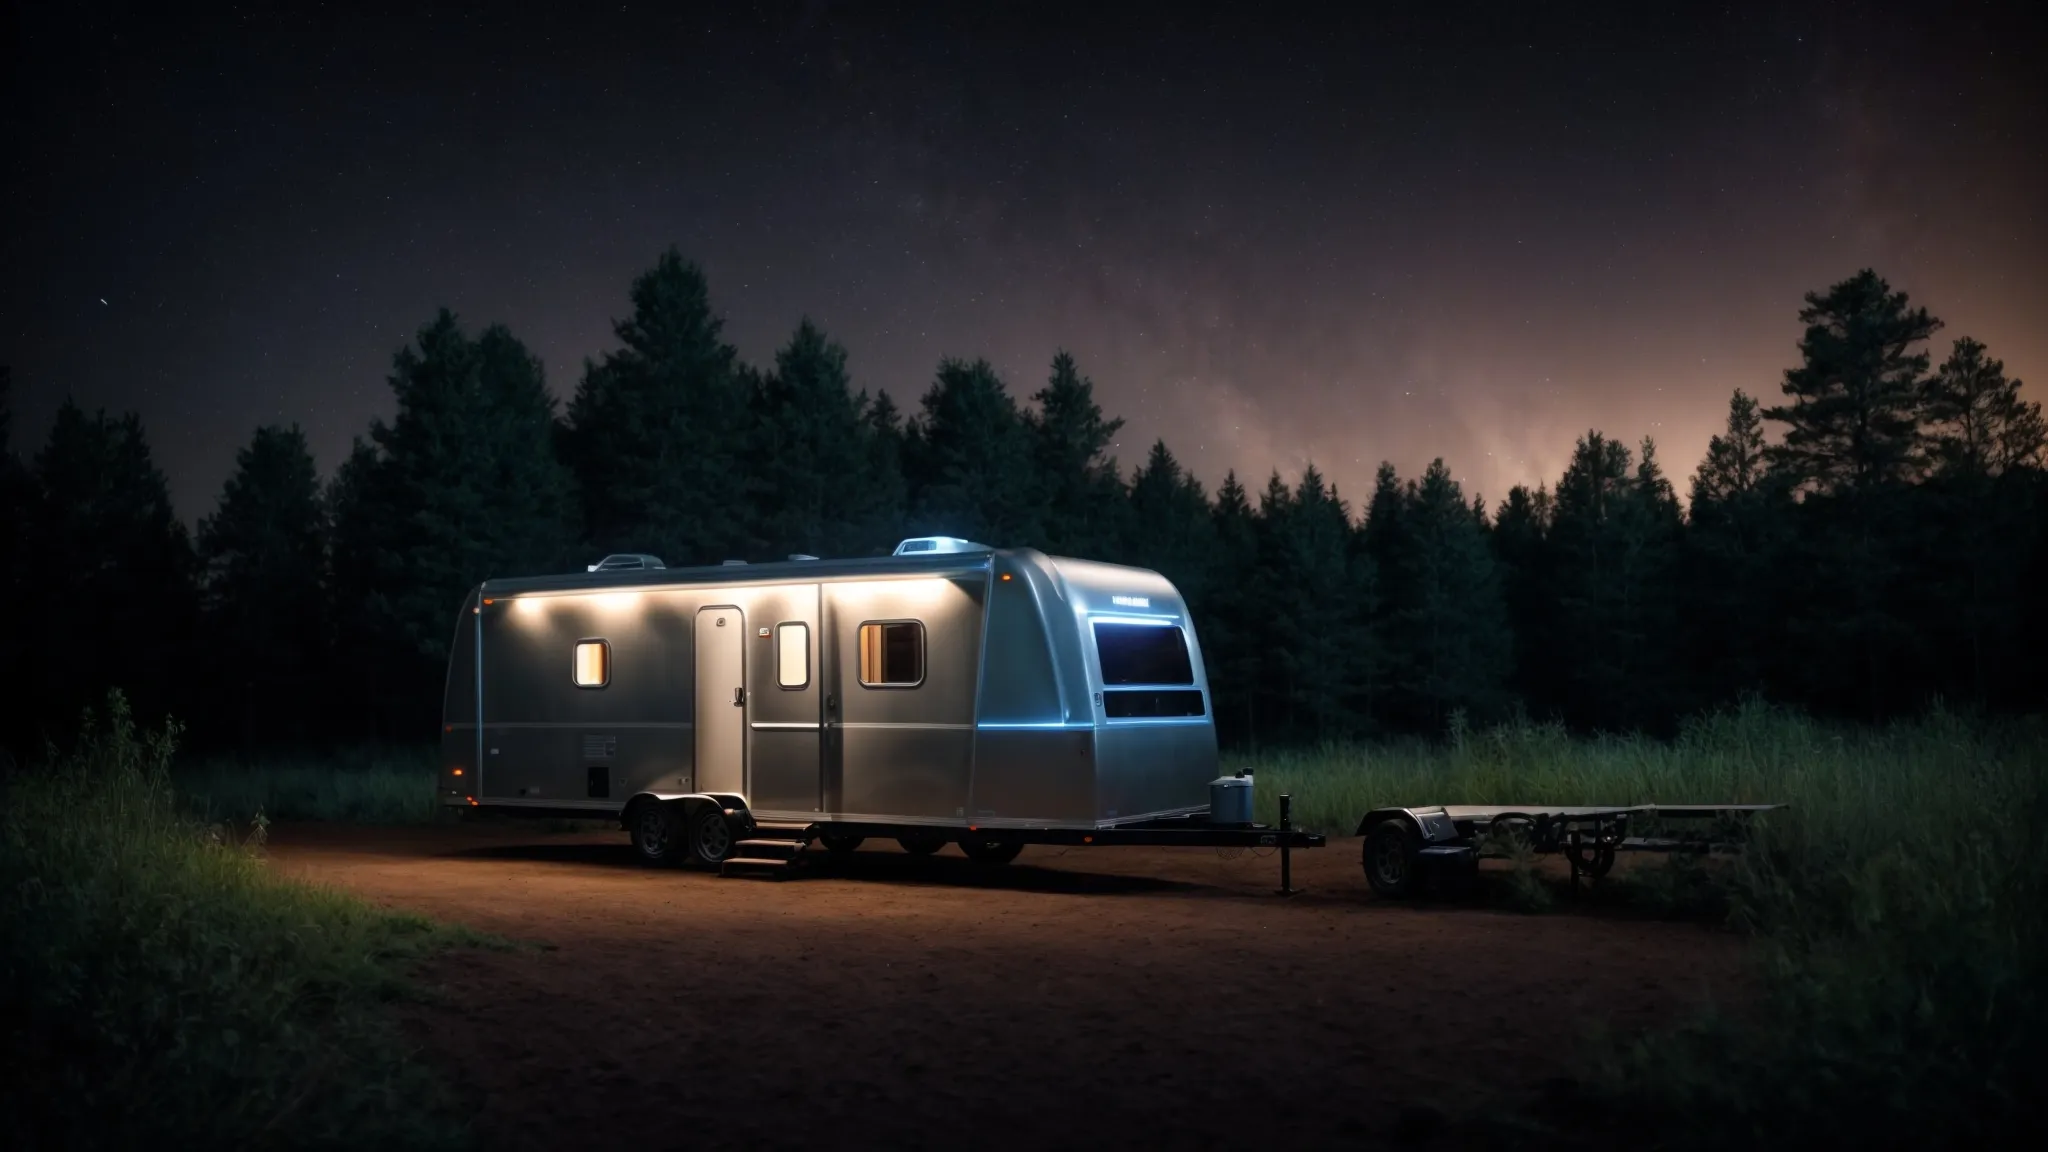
left=1353, top=802, right=1784, bottom=898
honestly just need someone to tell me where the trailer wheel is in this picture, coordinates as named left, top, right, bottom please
left=819, top=834, right=865, bottom=854
left=628, top=801, right=685, bottom=867
left=958, top=837, right=1024, bottom=864
left=1363, top=818, right=1422, bottom=898
left=685, top=805, right=736, bottom=867
left=897, top=832, right=946, bottom=856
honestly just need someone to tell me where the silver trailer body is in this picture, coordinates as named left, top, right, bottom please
left=439, top=545, right=1219, bottom=830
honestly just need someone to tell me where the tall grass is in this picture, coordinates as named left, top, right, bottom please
left=0, top=695, right=489, bottom=1150
left=1244, top=701, right=2046, bottom=1147
left=176, top=746, right=442, bottom=824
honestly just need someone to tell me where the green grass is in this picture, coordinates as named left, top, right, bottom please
left=1242, top=701, right=2046, bottom=1148
left=1, top=695, right=495, bottom=1151
left=176, top=746, right=443, bottom=824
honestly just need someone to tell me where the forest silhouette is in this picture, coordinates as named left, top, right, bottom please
left=2, top=254, right=2041, bottom=755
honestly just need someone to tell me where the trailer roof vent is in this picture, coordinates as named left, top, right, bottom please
left=788, top=554, right=819, bottom=561
left=892, top=536, right=992, bottom=556
left=587, top=553, right=666, bottom=572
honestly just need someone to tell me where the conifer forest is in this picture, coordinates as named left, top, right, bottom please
left=1, top=254, right=2042, bottom=760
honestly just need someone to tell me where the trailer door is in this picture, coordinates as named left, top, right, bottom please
left=695, top=606, right=746, bottom=794
left=744, top=584, right=825, bottom=815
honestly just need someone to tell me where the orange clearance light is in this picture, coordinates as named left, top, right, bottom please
left=1000, top=573, right=1011, bottom=581
left=467, top=797, right=478, bottom=806
left=482, top=598, right=495, bottom=606
left=451, top=767, right=464, bottom=776
left=1083, top=835, right=1094, bottom=844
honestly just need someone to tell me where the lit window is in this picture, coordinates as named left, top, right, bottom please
left=574, top=640, right=609, bottom=688
left=857, top=621, right=924, bottom=687
left=776, top=622, right=809, bottom=688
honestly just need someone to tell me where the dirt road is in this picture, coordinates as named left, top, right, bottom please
left=266, top=822, right=1743, bottom=1150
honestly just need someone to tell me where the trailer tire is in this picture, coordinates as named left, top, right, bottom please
left=627, top=800, right=685, bottom=867
left=684, top=804, right=737, bottom=867
left=819, top=834, right=865, bottom=854
left=897, top=832, right=946, bottom=856
left=1363, top=818, right=1422, bottom=899
left=958, top=837, right=1024, bottom=864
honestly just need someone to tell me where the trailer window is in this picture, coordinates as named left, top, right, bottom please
left=1092, top=622, right=1194, bottom=685
left=857, top=621, right=924, bottom=687
left=776, top=622, right=809, bottom=688
left=573, top=640, right=610, bottom=688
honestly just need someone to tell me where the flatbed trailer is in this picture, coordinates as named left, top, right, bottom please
left=1353, top=802, right=1784, bottom=898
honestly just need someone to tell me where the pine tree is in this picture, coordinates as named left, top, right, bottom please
left=1685, top=391, right=1793, bottom=705
left=749, top=319, right=897, bottom=558
left=1252, top=466, right=1359, bottom=740
left=1921, top=337, right=2045, bottom=478
left=1546, top=431, right=1680, bottom=730
left=1763, top=269, right=1941, bottom=494
left=1028, top=351, right=1129, bottom=558
left=197, top=425, right=330, bottom=747
left=1914, top=338, right=2045, bottom=704
left=904, top=358, right=1042, bottom=546
left=23, top=401, right=197, bottom=736
left=858, top=390, right=910, bottom=553
left=564, top=248, right=750, bottom=564
left=1204, top=471, right=1262, bottom=746
left=1384, top=460, right=1511, bottom=731
left=329, top=311, right=575, bottom=737
left=1491, top=483, right=1552, bottom=712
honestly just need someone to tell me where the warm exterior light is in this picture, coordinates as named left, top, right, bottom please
left=452, top=767, right=463, bottom=776
left=1000, top=573, right=1012, bottom=581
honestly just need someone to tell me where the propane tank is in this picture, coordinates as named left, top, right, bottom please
left=1209, top=768, right=1254, bottom=827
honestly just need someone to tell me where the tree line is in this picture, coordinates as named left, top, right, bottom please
left=1, top=255, right=2042, bottom=755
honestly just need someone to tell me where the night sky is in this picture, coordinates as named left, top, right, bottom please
left=6, top=1, right=2044, bottom=522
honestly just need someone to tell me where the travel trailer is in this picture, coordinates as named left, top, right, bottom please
left=440, top=538, right=1326, bottom=875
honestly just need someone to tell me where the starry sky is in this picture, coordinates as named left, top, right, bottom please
left=5, top=1, right=2044, bottom=522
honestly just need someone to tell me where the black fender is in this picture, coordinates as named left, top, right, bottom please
left=620, top=791, right=751, bottom=831
left=1354, top=806, right=1462, bottom=843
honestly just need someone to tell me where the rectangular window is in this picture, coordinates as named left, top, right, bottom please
left=1103, top=689, right=1207, bottom=718
left=574, top=640, right=609, bottom=687
left=857, top=621, right=924, bottom=687
left=776, top=622, right=809, bottom=688
left=1093, top=622, right=1194, bottom=685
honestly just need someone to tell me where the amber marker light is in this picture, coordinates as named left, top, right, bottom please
left=452, top=767, right=464, bottom=776
left=467, top=797, right=478, bottom=806
left=1000, top=573, right=1012, bottom=581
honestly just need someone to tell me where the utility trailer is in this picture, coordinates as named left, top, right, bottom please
left=439, top=537, right=1324, bottom=882
left=1353, top=802, right=1784, bottom=898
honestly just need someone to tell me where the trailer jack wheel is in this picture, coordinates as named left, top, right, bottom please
left=629, top=802, right=685, bottom=867
left=1363, top=818, right=1422, bottom=899
left=958, top=837, right=1024, bottom=864
left=685, top=805, right=736, bottom=867
left=897, top=832, right=946, bottom=856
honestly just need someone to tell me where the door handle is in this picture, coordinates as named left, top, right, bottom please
left=733, top=687, right=746, bottom=707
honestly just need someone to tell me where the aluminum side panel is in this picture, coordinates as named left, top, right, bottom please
left=968, top=728, right=1097, bottom=825
left=825, top=574, right=985, bottom=822
left=1092, top=721, right=1218, bottom=823
left=835, top=725, right=975, bottom=820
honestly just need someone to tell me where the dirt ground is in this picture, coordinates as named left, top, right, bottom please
left=266, top=821, right=1745, bottom=1150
